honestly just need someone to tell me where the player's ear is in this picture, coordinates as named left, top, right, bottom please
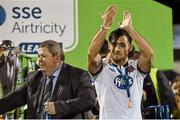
left=129, top=45, right=133, bottom=52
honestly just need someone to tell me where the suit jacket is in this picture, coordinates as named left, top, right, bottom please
left=0, top=63, right=96, bottom=119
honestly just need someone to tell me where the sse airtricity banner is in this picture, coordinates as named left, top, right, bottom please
left=0, top=0, right=174, bottom=70
left=0, top=0, right=78, bottom=54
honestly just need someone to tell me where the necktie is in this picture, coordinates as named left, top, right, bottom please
left=39, top=75, right=54, bottom=119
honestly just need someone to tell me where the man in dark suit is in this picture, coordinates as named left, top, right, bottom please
left=0, top=40, right=96, bottom=119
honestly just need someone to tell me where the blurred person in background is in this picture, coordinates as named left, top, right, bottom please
left=129, top=50, right=175, bottom=118
left=0, top=40, right=22, bottom=119
left=143, top=68, right=175, bottom=119
left=171, top=75, right=180, bottom=118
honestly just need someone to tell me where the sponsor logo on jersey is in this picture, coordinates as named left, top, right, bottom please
left=114, top=74, right=133, bottom=89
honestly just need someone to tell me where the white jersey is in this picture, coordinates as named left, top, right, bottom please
left=90, top=60, right=146, bottom=119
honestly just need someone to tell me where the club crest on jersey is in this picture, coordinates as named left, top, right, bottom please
left=128, top=65, right=135, bottom=72
left=113, top=75, right=133, bottom=89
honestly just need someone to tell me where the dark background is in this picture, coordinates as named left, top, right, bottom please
left=155, top=0, right=180, bottom=60
left=155, top=0, right=180, bottom=24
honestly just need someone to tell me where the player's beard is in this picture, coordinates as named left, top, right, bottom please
left=112, top=53, right=123, bottom=64
left=112, top=51, right=127, bottom=65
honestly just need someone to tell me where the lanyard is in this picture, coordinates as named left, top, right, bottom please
left=110, top=63, right=131, bottom=99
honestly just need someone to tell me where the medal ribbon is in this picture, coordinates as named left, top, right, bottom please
left=110, top=63, right=131, bottom=99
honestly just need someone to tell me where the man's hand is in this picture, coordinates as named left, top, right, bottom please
left=44, top=102, right=56, bottom=115
left=119, top=10, right=134, bottom=31
left=102, top=5, right=117, bottom=27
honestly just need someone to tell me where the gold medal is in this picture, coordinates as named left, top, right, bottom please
left=128, top=100, right=133, bottom=108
